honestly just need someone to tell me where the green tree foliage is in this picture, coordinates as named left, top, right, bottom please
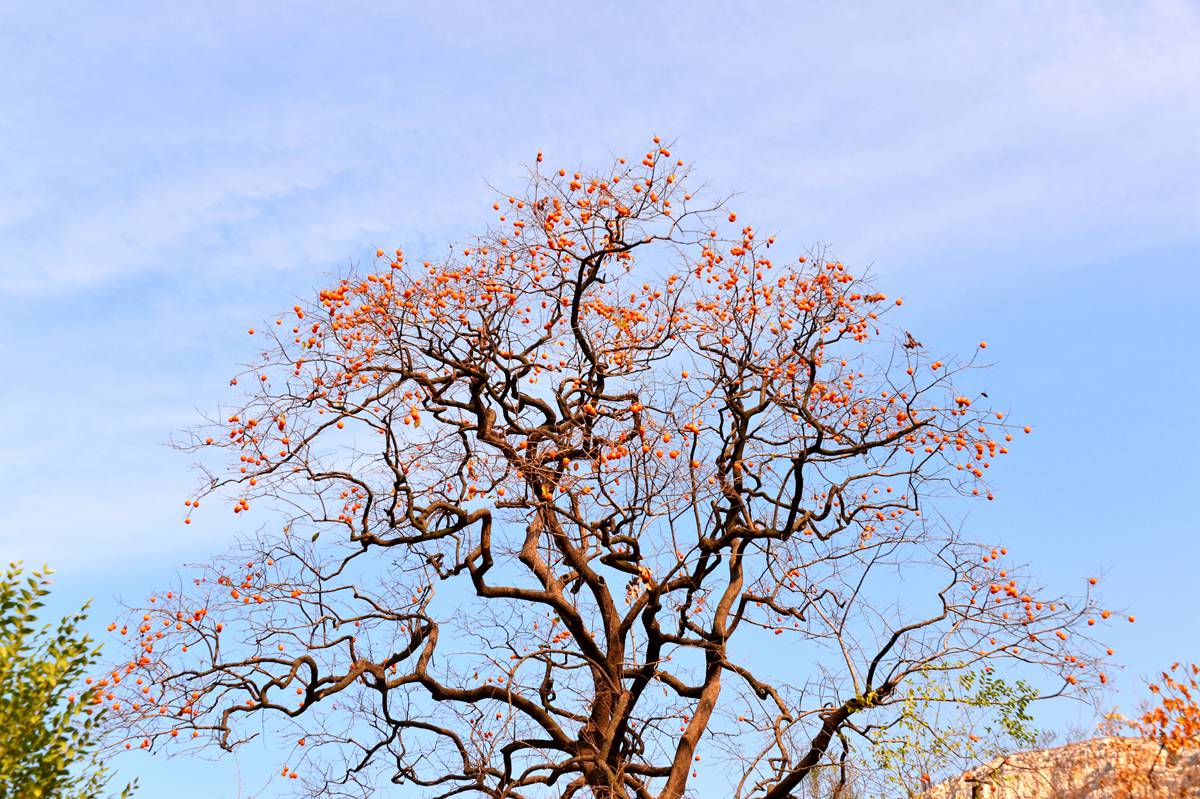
left=0, top=562, right=135, bottom=799
left=867, top=667, right=1041, bottom=795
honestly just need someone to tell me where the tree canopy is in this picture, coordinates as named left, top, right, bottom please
left=106, top=140, right=1117, bottom=798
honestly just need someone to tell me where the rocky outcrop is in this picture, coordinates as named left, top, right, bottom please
left=928, top=737, right=1200, bottom=798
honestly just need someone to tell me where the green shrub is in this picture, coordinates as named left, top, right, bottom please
left=0, top=562, right=135, bottom=799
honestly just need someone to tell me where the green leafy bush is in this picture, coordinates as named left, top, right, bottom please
left=0, top=562, right=135, bottom=799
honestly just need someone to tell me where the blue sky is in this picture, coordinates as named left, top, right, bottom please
left=1, top=1, right=1198, bottom=796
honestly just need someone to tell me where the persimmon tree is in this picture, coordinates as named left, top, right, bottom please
left=108, top=140, right=1120, bottom=798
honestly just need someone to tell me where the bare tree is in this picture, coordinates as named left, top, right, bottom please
left=105, top=139, right=1116, bottom=798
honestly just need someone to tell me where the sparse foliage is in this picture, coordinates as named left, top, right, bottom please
left=1127, top=663, right=1200, bottom=757
left=1091, top=662, right=1200, bottom=798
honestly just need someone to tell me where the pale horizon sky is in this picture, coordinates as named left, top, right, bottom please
left=2, top=2, right=1198, bottom=797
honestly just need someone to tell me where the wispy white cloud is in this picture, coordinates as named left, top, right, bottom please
left=2, top=1, right=1196, bottom=297
left=0, top=0, right=1197, bottom=572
